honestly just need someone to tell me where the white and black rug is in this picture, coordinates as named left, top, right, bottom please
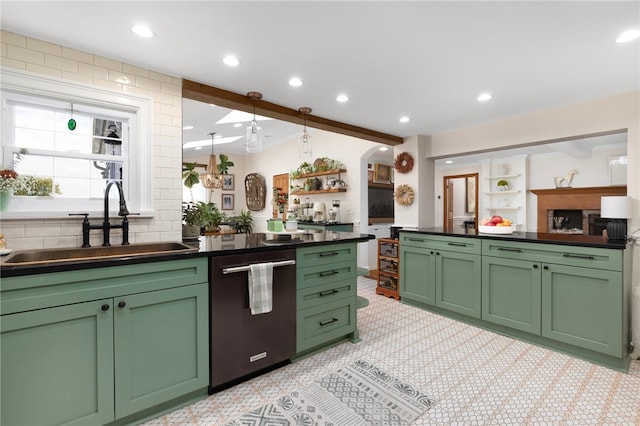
left=227, top=359, right=436, bottom=425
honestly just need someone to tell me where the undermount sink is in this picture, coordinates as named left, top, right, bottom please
left=2, top=242, right=198, bottom=266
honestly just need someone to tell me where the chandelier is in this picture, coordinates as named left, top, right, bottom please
left=200, top=132, right=223, bottom=189
left=246, top=91, right=263, bottom=153
left=298, top=107, right=312, bottom=160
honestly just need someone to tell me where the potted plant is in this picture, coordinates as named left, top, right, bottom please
left=229, top=209, right=253, bottom=234
left=182, top=201, right=206, bottom=238
left=497, top=179, right=509, bottom=191
left=198, top=201, right=226, bottom=234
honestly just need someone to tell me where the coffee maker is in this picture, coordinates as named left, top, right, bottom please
left=312, top=202, right=326, bottom=222
left=328, top=200, right=341, bottom=223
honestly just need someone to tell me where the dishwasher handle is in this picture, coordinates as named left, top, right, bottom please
left=222, top=259, right=296, bottom=274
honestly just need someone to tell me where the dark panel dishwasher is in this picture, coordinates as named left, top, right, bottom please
left=209, top=249, right=296, bottom=393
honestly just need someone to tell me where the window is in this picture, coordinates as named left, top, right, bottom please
left=1, top=69, right=153, bottom=218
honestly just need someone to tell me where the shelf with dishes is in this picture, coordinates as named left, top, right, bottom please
left=290, top=168, right=347, bottom=195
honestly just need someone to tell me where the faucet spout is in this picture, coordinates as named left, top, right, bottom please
left=102, top=181, right=130, bottom=246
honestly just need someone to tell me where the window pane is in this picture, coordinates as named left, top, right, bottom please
left=15, top=128, right=54, bottom=150
left=15, top=105, right=54, bottom=130
left=14, top=154, right=54, bottom=176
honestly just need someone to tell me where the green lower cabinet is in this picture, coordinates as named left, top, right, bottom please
left=435, top=251, right=481, bottom=318
left=296, top=297, right=356, bottom=353
left=114, top=284, right=209, bottom=418
left=399, top=245, right=436, bottom=305
left=542, top=264, right=622, bottom=357
left=1, top=299, right=115, bottom=426
left=482, top=256, right=541, bottom=334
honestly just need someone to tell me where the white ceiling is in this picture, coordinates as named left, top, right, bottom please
left=1, top=1, right=638, bottom=158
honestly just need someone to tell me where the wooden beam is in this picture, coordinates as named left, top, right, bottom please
left=182, top=79, right=403, bottom=146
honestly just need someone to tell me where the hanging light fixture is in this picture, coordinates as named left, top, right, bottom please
left=246, top=91, right=263, bottom=153
left=298, top=107, right=312, bottom=160
left=200, top=132, right=223, bottom=189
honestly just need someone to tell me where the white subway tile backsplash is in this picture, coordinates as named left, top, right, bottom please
left=8, top=44, right=44, bottom=64
left=93, top=55, right=122, bottom=71
left=62, top=47, right=93, bottom=64
left=26, top=38, right=61, bottom=55
left=45, top=53, right=78, bottom=73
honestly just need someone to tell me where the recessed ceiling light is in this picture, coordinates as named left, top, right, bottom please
left=477, top=93, right=492, bottom=102
left=336, top=94, right=349, bottom=103
left=289, top=77, right=302, bottom=87
left=223, top=55, right=240, bottom=66
left=379, top=146, right=389, bottom=151
left=445, top=160, right=453, bottom=164
left=183, top=125, right=194, bottom=130
left=616, top=29, right=640, bottom=43
left=399, top=116, right=410, bottom=123
left=131, top=24, right=153, bottom=38
left=233, top=123, right=242, bottom=128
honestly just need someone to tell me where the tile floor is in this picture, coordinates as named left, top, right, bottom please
left=145, top=277, right=640, bottom=425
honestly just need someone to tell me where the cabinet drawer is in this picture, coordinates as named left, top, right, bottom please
left=296, top=243, right=356, bottom=269
left=400, top=233, right=481, bottom=254
left=296, top=278, right=355, bottom=310
left=296, top=261, right=356, bottom=289
left=296, top=299, right=355, bottom=353
left=482, top=240, right=622, bottom=271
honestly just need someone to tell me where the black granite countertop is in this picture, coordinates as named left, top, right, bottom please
left=0, top=231, right=374, bottom=277
left=400, top=227, right=628, bottom=250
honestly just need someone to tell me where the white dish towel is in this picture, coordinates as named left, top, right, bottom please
left=248, top=262, right=274, bottom=315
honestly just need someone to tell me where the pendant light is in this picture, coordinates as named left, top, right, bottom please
left=200, top=132, right=223, bottom=189
left=246, top=91, right=263, bottom=153
left=298, top=107, right=312, bottom=160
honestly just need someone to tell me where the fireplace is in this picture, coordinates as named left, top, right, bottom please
left=531, top=186, right=627, bottom=235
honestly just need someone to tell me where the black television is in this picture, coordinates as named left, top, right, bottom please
left=368, top=185, right=394, bottom=221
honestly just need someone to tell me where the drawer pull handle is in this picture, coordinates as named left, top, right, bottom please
left=407, top=238, right=424, bottom=242
left=319, top=318, right=339, bottom=327
left=319, top=289, right=339, bottom=296
left=319, top=251, right=339, bottom=257
left=447, top=242, right=466, bottom=247
left=562, top=253, right=594, bottom=260
left=498, top=247, right=522, bottom=252
left=320, top=270, right=339, bottom=277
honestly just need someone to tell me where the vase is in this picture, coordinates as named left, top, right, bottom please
left=0, top=190, right=12, bottom=212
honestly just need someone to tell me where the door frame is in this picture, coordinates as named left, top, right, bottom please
left=443, top=173, right=478, bottom=231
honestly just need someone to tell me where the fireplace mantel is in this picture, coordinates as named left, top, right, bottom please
left=530, top=186, right=627, bottom=232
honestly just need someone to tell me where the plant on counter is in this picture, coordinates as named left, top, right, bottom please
left=13, top=176, right=62, bottom=197
left=228, top=209, right=253, bottom=234
left=182, top=201, right=227, bottom=233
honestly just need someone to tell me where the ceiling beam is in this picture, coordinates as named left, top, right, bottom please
left=182, top=79, right=403, bottom=146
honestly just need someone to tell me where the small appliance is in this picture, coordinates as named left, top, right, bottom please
left=312, top=202, right=325, bottom=222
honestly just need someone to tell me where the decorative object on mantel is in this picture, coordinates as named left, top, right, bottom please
left=246, top=91, right=263, bottom=153
left=200, top=133, right=223, bottom=189
left=298, top=106, right=312, bottom=160
left=245, top=173, right=266, bottom=211
left=601, top=196, right=632, bottom=241
left=394, top=184, right=415, bottom=206
left=394, top=151, right=414, bottom=173
left=554, top=169, right=577, bottom=188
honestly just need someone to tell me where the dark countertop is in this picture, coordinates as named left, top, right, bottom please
left=0, top=231, right=374, bottom=278
left=400, top=227, right=628, bottom=250
left=296, top=221, right=354, bottom=226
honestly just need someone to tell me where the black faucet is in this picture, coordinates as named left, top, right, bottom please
left=69, top=180, right=134, bottom=247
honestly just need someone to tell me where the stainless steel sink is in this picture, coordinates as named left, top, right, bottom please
left=2, top=242, right=198, bottom=265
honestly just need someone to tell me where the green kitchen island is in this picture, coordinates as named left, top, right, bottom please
left=398, top=228, right=632, bottom=372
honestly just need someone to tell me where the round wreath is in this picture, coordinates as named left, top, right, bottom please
left=394, top=152, right=414, bottom=173
left=394, top=184, right=415, bottom=206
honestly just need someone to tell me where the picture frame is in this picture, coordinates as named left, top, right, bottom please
left=374, top=163, right=392, bottom=184
left=222, top=174, right=235, bottom=191
left=367, top=170, right=374, bottom=182
left=221, top=193, right=234, bottom=210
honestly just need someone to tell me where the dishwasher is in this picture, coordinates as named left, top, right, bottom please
left=209, top=249, right=296, bottom=393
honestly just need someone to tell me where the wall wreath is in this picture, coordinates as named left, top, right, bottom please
left=394, top=152, right=414, bottom=173
left=394, top=184, right=415, bottom=206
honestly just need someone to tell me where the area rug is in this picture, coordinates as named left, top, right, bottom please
left=226, top=359, right=436, bottom=425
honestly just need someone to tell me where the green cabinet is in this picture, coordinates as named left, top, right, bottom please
left=296, top=243, right=358, bottom=356
left=298, top=223, right=354, bottom=232
left=1, top=258, right=209, bottom=426
left=399, top=233, right=481, bottom=318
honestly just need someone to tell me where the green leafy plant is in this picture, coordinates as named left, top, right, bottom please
left=182, top=162, right=200, bottom=188
left=497, top=179, right=509, bottom=187
left=229, top=209, right=253, bottom=234
left=182, top=201, right=227, bottom=232
left=217, top=154, right=234, bottom=174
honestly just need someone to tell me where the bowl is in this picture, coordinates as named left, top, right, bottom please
left=478, top=225, right=514, bottom=234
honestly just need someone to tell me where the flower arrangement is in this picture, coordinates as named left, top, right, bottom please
left=272, top=188, right=289, bottom=212
left=0, top=169, right=18, bottom=193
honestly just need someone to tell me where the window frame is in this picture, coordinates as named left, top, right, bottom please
left=0, top=67, right=154, bottom=219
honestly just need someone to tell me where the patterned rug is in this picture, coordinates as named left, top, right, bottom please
left=226, top=359, right=436, bottom=425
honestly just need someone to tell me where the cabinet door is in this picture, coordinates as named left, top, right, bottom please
left=482, top=256, right=541, bottom=334
left=542, top=264, right=622, bottom=357
left=1, top=300, right=115, bottom=426
left=114, top=283, right=208, bottom=418
left=435, top=250, right=482, bottom=318
left=399, top=245, right=435, bottom=305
